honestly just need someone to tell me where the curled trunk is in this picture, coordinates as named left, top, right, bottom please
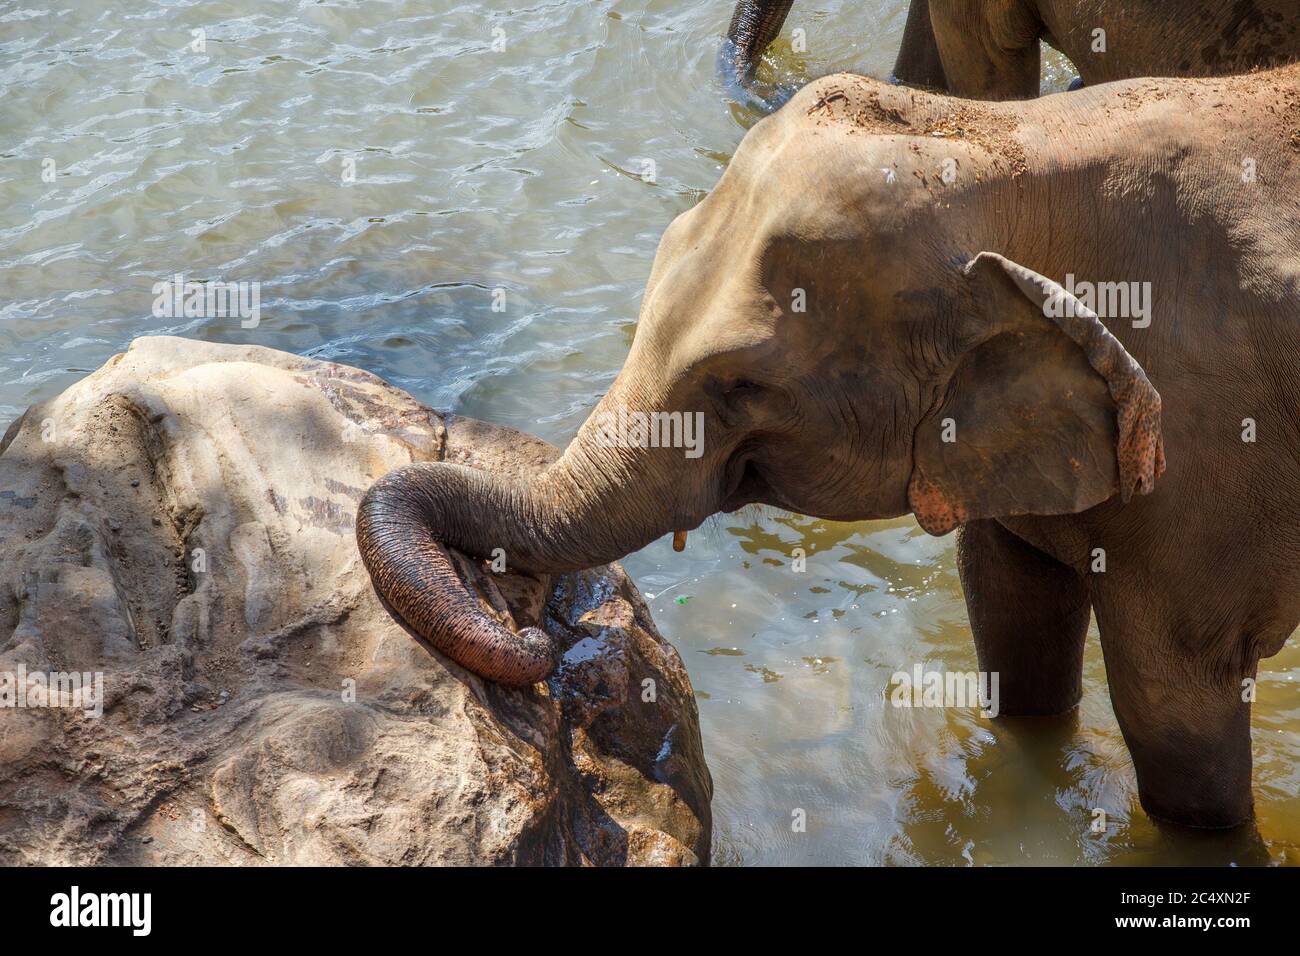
left=357, top=463, right=561, bottom=686
left=357, top=389, right=699, bottom=686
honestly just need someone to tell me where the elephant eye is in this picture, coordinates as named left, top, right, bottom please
left=706, top=377, right=769, bottom=423
left=724, top=379, right=764, bottom=398
left=714, top=380, right=767, bottom=424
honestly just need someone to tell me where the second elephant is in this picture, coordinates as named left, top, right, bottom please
left=719, top=0, right=1300, bottom=110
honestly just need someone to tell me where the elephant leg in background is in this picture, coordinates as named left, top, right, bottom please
left=926, top=0, right=1041, bottom=99
left=891, top=0, right=948, bottom=90
left=1092, top=596, right=1255, bottom=829
left=956, top=519, right=1090, bottom=716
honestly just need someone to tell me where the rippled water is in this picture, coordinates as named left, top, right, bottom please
left=3, top=0, right=1296, bottom=866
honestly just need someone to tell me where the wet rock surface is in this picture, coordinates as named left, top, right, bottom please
left=0, top=336, right=711, bottom=865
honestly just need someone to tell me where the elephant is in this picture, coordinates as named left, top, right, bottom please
left=358, top=62, right=1300, bottom=829
left=719, top=0, right=1300, bottom=110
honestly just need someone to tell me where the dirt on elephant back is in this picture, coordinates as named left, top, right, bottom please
left=1107, top=63, right=1300, bottom=153
left=802, top=75, right=1028, bottom=177
left=1265, top=62, right=1300, bottom=150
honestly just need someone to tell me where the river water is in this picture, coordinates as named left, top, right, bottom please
left=3, top=0, right=1296, bottom=865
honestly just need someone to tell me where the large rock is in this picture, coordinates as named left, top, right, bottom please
left=0, top=337, right=711, bottom=865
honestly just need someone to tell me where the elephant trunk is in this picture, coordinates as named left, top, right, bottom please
left=718, top=0, right=797, bottom=112
left=356, top=384, right=700, bottom=686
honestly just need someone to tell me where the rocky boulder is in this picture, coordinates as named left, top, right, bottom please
left=0, top=336, right=711, bottom=865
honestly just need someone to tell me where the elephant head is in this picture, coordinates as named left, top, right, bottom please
left=357, top=88, right=1164, bottom=687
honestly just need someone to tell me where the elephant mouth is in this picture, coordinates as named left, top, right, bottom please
left=719, top=453, right=778, bottom=512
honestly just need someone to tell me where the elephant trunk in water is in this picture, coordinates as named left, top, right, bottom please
left=356, top=381, right=694, bottom=686
left=718, top=0, right=797, bottom=112
left=718, top=0, right=949, bottom=112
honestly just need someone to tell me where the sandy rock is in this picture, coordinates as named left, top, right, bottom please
left=0, top=336, right=711, bottom=865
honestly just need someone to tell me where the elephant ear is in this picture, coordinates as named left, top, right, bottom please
left=907, top=252, right=1165, bottom=536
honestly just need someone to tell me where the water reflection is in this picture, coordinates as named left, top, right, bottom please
left=622, top=511, right=1300, bottom=866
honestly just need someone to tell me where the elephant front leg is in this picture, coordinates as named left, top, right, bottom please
left=1093, top=601, right=1255, bottom=829
left=926, top=0, right=1041, bottom=99
left=956, top=519, right=1091, bottom=716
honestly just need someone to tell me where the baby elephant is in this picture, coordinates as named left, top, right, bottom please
left=359, top=64, right=1300, bottom=829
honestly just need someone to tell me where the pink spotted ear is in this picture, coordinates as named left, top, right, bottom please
left=907, top=474, right=967, bottom=536
left=905, top=253, right=1166, bottom=537
left=1112, top=375, right=1166, bottom=502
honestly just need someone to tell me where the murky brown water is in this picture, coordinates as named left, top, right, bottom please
left=2, top=0, right=1296, bottom=865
